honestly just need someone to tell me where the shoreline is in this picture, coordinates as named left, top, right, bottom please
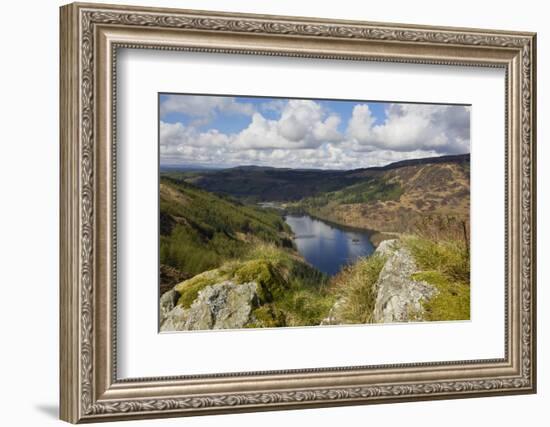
left=284, top=210, right=399, bottom=248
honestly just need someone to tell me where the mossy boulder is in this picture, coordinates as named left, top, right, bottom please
left=234, top=259, right=289, bottom=303
left=161, top=281, right=259, bottom=331
left=161, top=243, right=335, bottom=331
left=174, top=269, right=227, bottom=308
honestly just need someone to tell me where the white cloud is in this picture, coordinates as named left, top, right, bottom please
left=347, top=104, right=376, bottom=144
left=347, top=103, right=470, bottom=154
left=234, top=100, right=342, bottom=150
left=160, top=95, right=256, bottom=119
left=160, top=98, right=470, bottom=169
left=159, top=121, right=231, bottom=165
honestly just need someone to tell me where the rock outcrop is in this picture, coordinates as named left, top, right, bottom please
left=374, top=239, right=399, bottom=257
left=160, top=238, right=439, bottom=331
left=321, top=239, right=437, bottom=325
left=372, top=240, right=437, bottom=323
left=160, top=281, right=259, bottom=331
left=159, top=289, right=179, bottom=322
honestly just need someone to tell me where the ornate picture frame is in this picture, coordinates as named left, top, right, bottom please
left=60, top=2, right=536, bottom=423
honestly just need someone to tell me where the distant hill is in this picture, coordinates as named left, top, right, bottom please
left=165, top=153, right=470, bottom=204
left=170, top=166, right=354, bottom=202
left=296, top=155, right=470, bottom=235
left=361, top=153, right=469, bottom=171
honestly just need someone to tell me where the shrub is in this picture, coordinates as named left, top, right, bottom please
left=249, top=304, right=287, bottom=328
left=403, top=236, right=469, bottom=283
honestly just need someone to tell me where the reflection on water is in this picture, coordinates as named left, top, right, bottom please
left=284, top=215, right=375, bottom=276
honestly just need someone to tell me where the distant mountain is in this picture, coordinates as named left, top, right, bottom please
left=164, top=153, right=470, bottom=205
left=160, top=164, right=222, bottom=173
left=172, top=166, right=352, bottom=202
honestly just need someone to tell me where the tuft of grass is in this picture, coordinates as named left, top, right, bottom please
left=244, top=242, right=290, bottom=265
left=248, top=305, right=287, bottom=328
left=278, top=289, right=335, bottom=327
left=330, top=255, right=386, bottom=324
left=403, top=236, right=469, bottom=283
left=411, top=271, right=470, bottom=321
left=404, top=235, right=470, bottom=321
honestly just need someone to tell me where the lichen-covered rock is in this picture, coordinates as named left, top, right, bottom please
left=374, top=239, right=399, bottom=257
left=372, top=245, right=437, bottom=323
left=159, top=289, right=179, bottom=324
left=160, top=281, right=259, bottom=331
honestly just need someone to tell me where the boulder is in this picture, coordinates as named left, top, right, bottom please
left=159, top=289, right=179, bottom=324
left=160, top=281, right=259, bottom=331
left=372, top=245, right=437, bottom=323
left=374, top=239, right=399, bottom=257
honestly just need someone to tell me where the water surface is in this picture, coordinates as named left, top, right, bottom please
left=284, top=214, right=375, bottom=276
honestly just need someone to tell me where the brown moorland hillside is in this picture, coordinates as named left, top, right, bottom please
left=305, top=160, right=470, bottom=238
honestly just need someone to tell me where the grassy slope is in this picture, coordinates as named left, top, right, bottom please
left=173, top=244, right=334, bottom=327
left=160, top=177, right=335, bottom=327
left=329, top=255, right=387, bottom=324
left=405, top=236, right=470, bottom=321
left=160, top=176, right=293, bottom=276
left=328, top=235, right=470, bottom=324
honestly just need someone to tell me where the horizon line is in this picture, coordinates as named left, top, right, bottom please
left=159, top=152, right=471, bottom=172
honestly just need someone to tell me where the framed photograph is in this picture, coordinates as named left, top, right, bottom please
left=60, top=2, right=537, bottom=423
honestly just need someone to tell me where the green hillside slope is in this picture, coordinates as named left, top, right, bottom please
left=160, top=177, right=293, bottom=280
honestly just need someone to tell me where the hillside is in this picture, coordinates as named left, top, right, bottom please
left=168, top=154, right=470, bottom=236
left=159, top=154, right=470, bottom=330
left=297, top=156, right=470, bottom=236
left=159, top=177, right=293, bottom=290
left=167, top=154, right=468, bottom=203
left=160, top=234, right=470, bottom=331
left=170, top=167, right=360, bottom=202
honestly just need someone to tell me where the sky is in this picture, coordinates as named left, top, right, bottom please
left=159, top=94, right=470, bottom=170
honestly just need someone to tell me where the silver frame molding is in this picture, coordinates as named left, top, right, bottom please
left=60, top=2, right=537, bottom=423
